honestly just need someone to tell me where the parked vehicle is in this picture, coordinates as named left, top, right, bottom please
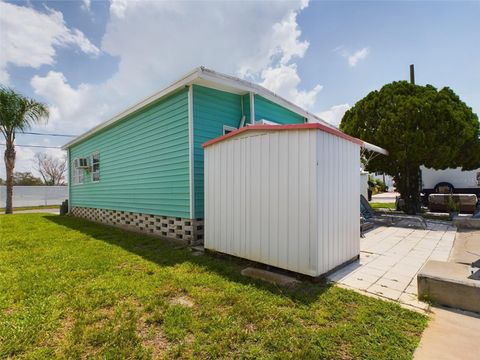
left=421, top=166, right=480, bottom=204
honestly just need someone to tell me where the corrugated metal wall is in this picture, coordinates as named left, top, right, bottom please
left=204, top=128, right=360, bottom=277
left=316, top=131, right=360, bottom=274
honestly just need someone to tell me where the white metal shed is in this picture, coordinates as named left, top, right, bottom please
left=203, top=123, right=365, bottom=277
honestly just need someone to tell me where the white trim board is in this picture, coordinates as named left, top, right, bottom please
left=62, top=66, right=336, bottom=150
left=188, top=85, right=195, bottom=219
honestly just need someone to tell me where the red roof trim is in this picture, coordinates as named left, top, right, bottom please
left=202, top=123, right=364, bottom=148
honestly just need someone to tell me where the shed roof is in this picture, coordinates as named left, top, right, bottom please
left=202, top=123, right=387, bottom=155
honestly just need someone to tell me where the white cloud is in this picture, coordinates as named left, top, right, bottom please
left=100, top=0, right=313, bottom=102
left=348, top=47, right=369, bottom=67
left=5, top=0, right=323, bottom=177
left=260, top=64, right=322, bottom=109
left=29, top=0, right=320, bottom=132
left=317, top=104, right=350, bottom=127
left=81, top=0, right=91, bottom=12
left=31, top=71, right=108, bottom=134
left=238, top=4, right=322, bottom=110
left=238, top=8, right=309, bottom=78
left=0, top=1, right=99, bottom=84
left=334, top=46, right=370, bottom=67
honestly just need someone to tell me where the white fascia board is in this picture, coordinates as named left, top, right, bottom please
left=63, top=66, right=337, bottom=149
left=188, top=85, right=195, bottom=219
left=62, top=68, right=201, bottom=149
left=362, top=141, right=388, bottom=155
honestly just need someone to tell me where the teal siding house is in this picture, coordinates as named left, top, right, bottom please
left=63, top=67, right=326, bottom=244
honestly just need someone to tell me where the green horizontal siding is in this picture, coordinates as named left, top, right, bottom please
left=254, top=95, right=305, bottom=124
left=242, top=94, right=251, bottom=124
left=70, top=88, right=190, bottom=218
left=193, top=85, right=243, bottom=218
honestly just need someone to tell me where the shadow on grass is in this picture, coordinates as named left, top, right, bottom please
left=46, top=214, right=329, bottom=305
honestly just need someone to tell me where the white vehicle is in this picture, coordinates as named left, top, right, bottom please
left=421, top=166, right=480, bottom=202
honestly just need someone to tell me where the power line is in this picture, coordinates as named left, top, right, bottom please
left=19, top=131, right=77, bottom=137
left=0, top=143, right=62, bottom=149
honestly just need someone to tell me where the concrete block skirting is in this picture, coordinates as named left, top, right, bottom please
left=70, top=207, right=204, bottom=245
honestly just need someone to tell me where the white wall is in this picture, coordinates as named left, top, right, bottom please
left=360, top=172, right=369, bottom=199
left=204, top=128, right=360, bottom=277
left=316, top=131, right=360, bottom=274
left=421, top=166, right=480, bottom=189
left=0, top=185, right=68, bottom=207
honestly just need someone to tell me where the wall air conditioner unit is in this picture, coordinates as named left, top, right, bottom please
left=255, top=119, right=280, bottom=125
left=74, top=158, right=90, bottom=169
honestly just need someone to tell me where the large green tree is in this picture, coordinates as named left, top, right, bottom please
left=0, top=87, right=49, bottom=214
left=12, top=172, right=43, bottom=186
left=340, top=81, right=480, bottom=214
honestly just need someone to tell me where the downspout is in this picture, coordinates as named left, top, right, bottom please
left=238, top=96, right=246, bottom=128
left=249, top=92, right=255, bottom=124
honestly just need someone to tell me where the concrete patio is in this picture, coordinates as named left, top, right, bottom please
left=328, top=222, right=456, bottom=311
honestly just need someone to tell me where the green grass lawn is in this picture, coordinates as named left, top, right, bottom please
left=0, top=214, right=428, bottom=359
left=369, top=202, right=396, bottom=210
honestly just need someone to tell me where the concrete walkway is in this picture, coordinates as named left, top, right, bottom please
left=371, top=192, right=399, bottom=203
left=414, top=306, right=480, bottom=360
left=449, top=229, right=480, bottom=265
left=328, top=222, right=456, bottom=311
left=12, top=208, right=59, bottom=214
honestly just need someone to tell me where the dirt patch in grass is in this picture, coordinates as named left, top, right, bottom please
left=3, top=307, right=16, bottom=316
left=137, top=314, right=169, bottom=359
left=116, top=262, right=147, bottom=272
left=170, top=295, right=195, bottom=308
left=244, top=323, right=256, bottom=334
left=51, top=314, right=75, bottom=358
left=57, top=314, right=75, bottom=341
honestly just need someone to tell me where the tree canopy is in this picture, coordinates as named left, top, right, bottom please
left=34, top=152, right=67, bottom=185
left=13, top=172, right=43, bottom=185
left=0, top=86, right=49, bottom=213
left=340, top=81, right=480, bottom=213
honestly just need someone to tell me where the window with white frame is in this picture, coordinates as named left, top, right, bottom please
left=91, top=153, right=100, bottom=182
left=72, top=164, right=84, bottom=185
left=223, top=125, right=237, bottom=135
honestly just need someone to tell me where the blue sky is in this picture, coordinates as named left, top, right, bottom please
left=0, top=0, right=479, bottom=177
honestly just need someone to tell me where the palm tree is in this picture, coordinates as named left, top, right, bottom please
left=0, top=87, right=49, bottom=214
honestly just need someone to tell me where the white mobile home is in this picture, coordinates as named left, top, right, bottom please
left=203, top=123, right=374, bottom=277
left=421, top=166, right=480, bottom=200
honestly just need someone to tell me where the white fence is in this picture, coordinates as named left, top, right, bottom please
left=0, top=185, right=68, bottom=207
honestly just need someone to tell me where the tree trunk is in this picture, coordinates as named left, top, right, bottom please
left=4, top=141, right=15, bottom=214
left=396, top=166, right=421, bottom=215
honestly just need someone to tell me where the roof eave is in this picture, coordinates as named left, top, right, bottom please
left=62, top=66, right=342, bottom=149
left=62, top=67, right=202, bottom=149
left=362, top=141, right=388, bottom=155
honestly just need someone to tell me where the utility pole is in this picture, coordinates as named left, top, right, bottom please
left=410, top=64, right=415, bottom=85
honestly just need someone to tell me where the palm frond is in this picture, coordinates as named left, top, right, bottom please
left=0, top=86, right=49, bottom=139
